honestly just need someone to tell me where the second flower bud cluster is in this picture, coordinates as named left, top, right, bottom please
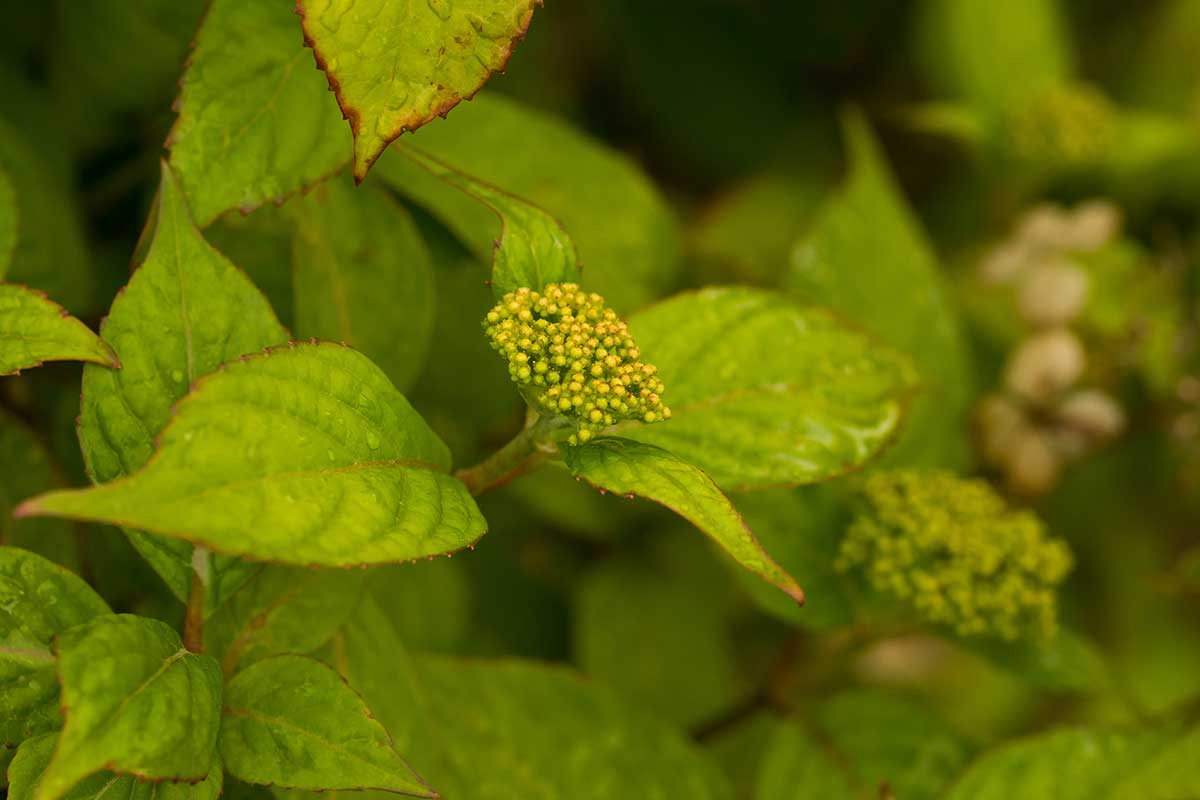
left=484, top=283, right=671, bottom=445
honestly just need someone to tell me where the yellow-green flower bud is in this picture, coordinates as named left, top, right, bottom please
left=483, top=283, right=671, bottom=445
left=837, top=470, right=1073, bottom=641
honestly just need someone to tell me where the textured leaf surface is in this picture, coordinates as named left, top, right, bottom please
left=26, top=342, right=484, bottom=566
left=329, top=598, right=733, bottom=798
left=297, top=0, right=538, bottom=180
left=0, top=548, right=110, bottom=747
left=78, top=163, right=288, bottom=607
left=291, top=179, right=434, bottom=391
left=0, top=285, right=116, bottom=376
left=9, top=734, right=222, bottom=800
left=379, top=94, right=680, bottom=311
left=390, top=146, right=578, bottom=297
left=787, top=113, right=970, bottom=467
left=220, top=655, right=434, bottom=797
left=565, top=437, right=804, bottom=603
left=36, top=615, right=221, bottom=800
left=625, top=287, right=915, bottom=490
left=167, top=0, right=350, bottom=226
left=206, top=566, right=364, bottom=675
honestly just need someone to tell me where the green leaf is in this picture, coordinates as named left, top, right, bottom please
left=0, top=285, right=117, bottom=376
left=378, top=94, right=681, bottom=311
left=35, top=615, right=221, bottom=800
left=0, top=548, right=110, bottom=747
left=24, top=342, right=485, bottom=567
left=0, top=165, right=15, bottom=276
left=219, top=655, right=434, bottom=798
left=9, top=734, right=222, bottom=800
left=1109, top=724, right=1200, bottom=800
left=78, top=162, right=288, bottom=607
left=624, top=286, right=915, bottom=490
left=0, top=408, right=80, bottom=572
left=206, top=566, right=365, bottom=675
left=944, top=726, right=1173, bottom=800
left=564, top=437, right=804, bottom=603
left=290, top=178, right=435, bottom=391
left=816, top=689, right=971, bottom=800
left=329, top=598, right=733, bottom=798
left=573, top=530, right=751, bottom=727
left=296, top=0, right=538, bottom=181
left=388, top=145, right=579, bottom=298
left=733, top=488, right=853, bottom=630
left=364, top=561, right=471, bottom=654
left=787, top=111, right=972, bottom=468
left=0, top=119, right=94, bottom=313
left=915, top=0, right=1071, bottom=112
left=166, top=0, right=350, bottom=227
left=755, top=722, right=855, bottom=800
left=966, top=628, right=1111, bottom=692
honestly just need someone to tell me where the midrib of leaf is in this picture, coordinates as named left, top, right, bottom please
left=169, top=207, right=197, bottom=385
left=77, top=648, right=188, bottom=743
left=221, top=706, right=415, bottom=789
left=222, top=50, right=308, bottom=165
left=0, top=644, right=55, bottom=664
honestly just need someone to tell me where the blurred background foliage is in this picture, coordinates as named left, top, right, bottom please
left=2, top=0, right=1200, bottom=797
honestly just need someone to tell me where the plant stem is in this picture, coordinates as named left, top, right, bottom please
left=183, top=545, right=209, bottom=653
left=455, top=415, right=569, bottom=496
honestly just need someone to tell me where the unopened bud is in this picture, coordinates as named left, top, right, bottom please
left=1004, top=328, right=1086, bottom=402
left=1017, top=259, right=1090, bottom=327
left=1058, top=389, right=1125, bottom=441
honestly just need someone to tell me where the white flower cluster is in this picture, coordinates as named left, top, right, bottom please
left=976, top=201, right=1126, bottom=496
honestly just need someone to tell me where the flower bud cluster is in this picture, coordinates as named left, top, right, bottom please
left=837, top=470, right=1073, bottom=641
left=974, top=200, right=1126, bottom=496
left=483, top=283, right=670, bottom=445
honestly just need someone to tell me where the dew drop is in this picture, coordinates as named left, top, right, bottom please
left=426, top=0, right=453, bottom=21
left=365, top=431, right=381, bottom=450
left=171, top=369, right=184, bottom=383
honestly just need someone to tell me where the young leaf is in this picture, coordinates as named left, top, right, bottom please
left=387, top=146, right=580, bottom=298
left=219, top=655, right=435, bottom=798
left=328, top=599, right=734, bottom=799
left=205, top=566, right=365, bottom=675
left=166, top=0, right=350, bottom=227
left=0, top=548, right=110, bottom=747
left=625, top=287, right=916, bottom=491
left=564, top=437, right=804, bottom=603
left=9, top=734, right=222, bottom=800
left=24, top=342, right=486, bottom=567
left=376, top=93, right=680, bottom=311
left=35, top=615, right=221, bottom=800
left=0, top=285, right=117, bottom=376
left=290, top=179, right=435, bottom=391
left=297, top=0, right=539, bottom=181
left=78, top=162, right=288, bottom=607
left=787, top=111, right=971, bottom=467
